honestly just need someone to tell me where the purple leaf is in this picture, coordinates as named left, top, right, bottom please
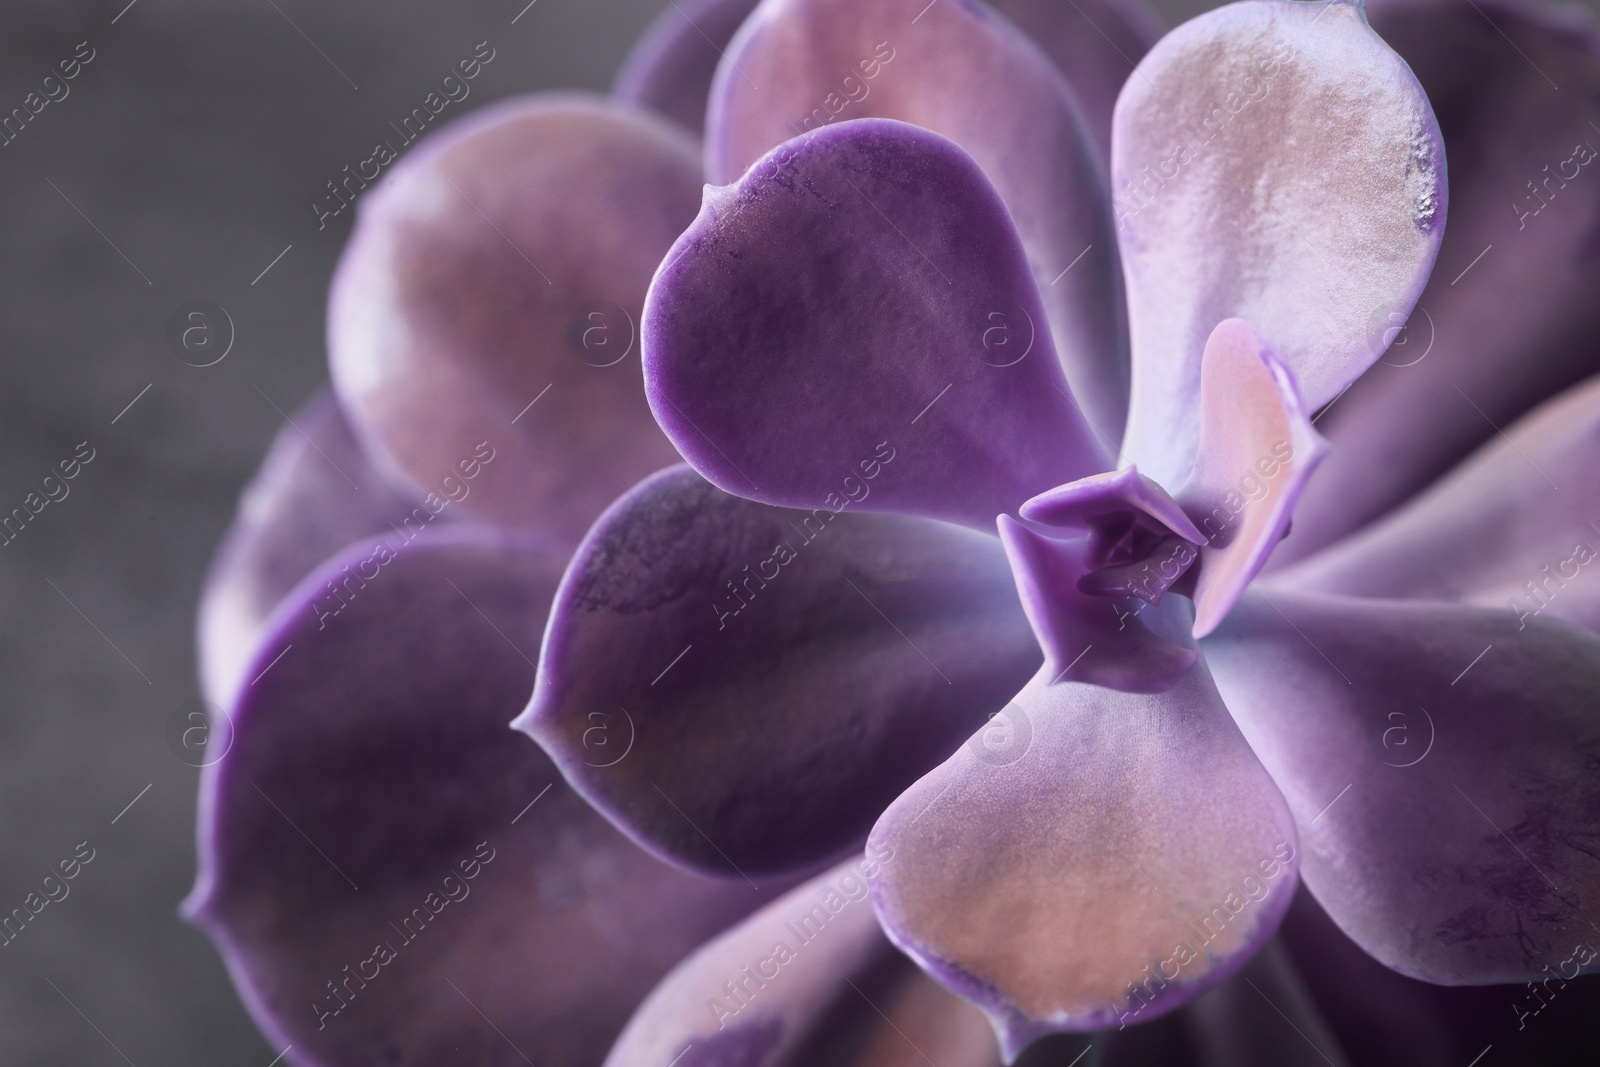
left=1205, top=585, right=1600, bottom=985
left=706, top=0, right=1128, bottom=436
left=603, top=854, right=1009, bottom=1066
left=1280, top=885, right=1600, bottom=1067
left=1283, top=371, right=1600, bottom=635
left=520, top=465, right=1039, bottom=876
left=988, top=0, right=1163, bottom=166
left=645, top=117, right=1109, bottom=531
left=196, top=387, right=436, bottom=705
left=186, top=529, right=771, bottom=1067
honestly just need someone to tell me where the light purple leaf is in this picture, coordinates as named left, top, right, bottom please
left=1114, top=0, right=1445, bottom=489
left=329, top=94, right=696, bottom=547
left=868, top=659, right=1300, bottom=1053
left=1205, top=585, right=1600, bottom=985
left=1174, top=319, right=1328, bottom=637
left=1276, top=0, right=1600, bottom=563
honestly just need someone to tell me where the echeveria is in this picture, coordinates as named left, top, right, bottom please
left=537, top=0, right=1599, bottom=1049
left=192, top=0, right=1600, bottom=1063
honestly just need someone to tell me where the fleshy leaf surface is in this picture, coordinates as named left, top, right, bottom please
left=998, top=516, right=1199, bottom=694
left=329, top=94, right=694, bottom=545
left=1283, top=371, right=1600, bottom=634
left=1205, top=585, right=1600, bottom=985
left=197, top=387, right=432, bottom=705
left=1176, top=320, right=1329, bottom=637
left=521, top=466, right=1040, bottom=877
left=1281, top=886, right=1600, bottom=1067
left=1022, top=465, right=1205, bottom=545
left=603, top=852, right=1015, bottom=1066
left=707, top=0, right=1128, bottom=436
left=186, top=529, right=770, bottom=1067
left=868, top=660, right=1300, bottom=1053
left=1114, top=0, right=1445, bottom=488
left=1277, top=0, right=1600, bottom=563
left=646, top=117, right=1109, bottom=531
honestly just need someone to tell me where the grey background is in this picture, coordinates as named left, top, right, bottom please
left=0, top=0, right=1482, bottom=1062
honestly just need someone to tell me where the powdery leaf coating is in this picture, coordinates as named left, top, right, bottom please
left=1114, top=0, right=1445, bottom=489
left=196, top=387, right=433, bottom=706
left=1279, top=0, right=1600, bottom=564
left=867, top=660, right=1300, bottom=1054
left=186, top=530, right=771, bottom=1067
left=603, top=854, right=1009, bottom=1067
left=329, top=94, right=696, bottom=546
left=646, top=118, right=1109, bottom=532
left=520, top=466, right=1040, bottom=877
left=612, top=0, right=762, bottom=135
left=1176, top=319, right=1329, bottom=637
left=1283, top=370, right=1600, bottom=634
left=1205, top=586, right=1600, bottom=985
left=707, top=0, right=1128, bottom=437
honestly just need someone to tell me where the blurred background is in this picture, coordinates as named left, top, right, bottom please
left=0, top=0, right=1575, bottom=1062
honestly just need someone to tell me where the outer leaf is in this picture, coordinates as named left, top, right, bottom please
left=1281, top=886, right=1600, bottom=1067
left=989, top=0, right=1163, bottom=165
left=1099, top=938, right=1353, bottom=1067
left=1283, top=371, right=1600, bottom=635
left=603, top=854, right=1016, bottom=1066
left=186, top=530, right=769, bottom=1067
left=613, top=0, right=762, bottom=135
left=1205, top=585, right=1600, bottom=985
left=329, top=94, right=694, bottom=546
left=196, top=387, right=434, bottom=705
